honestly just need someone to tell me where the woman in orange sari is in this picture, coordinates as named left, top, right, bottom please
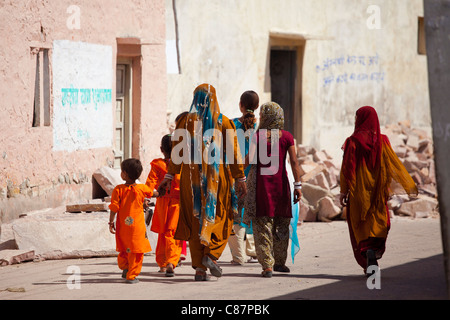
left=340, top=106, right=418, bottom=274
left=158, top=84, right=247, bottom=281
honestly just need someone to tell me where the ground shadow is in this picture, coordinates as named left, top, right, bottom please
left=270, top=254, right=447, bottom=300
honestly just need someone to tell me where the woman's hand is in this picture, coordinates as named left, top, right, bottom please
left=235, top=180, right=247, bottom=198
left=157, top=178, right=172, bottom=197
left=339, top=193, right=348, bottom=207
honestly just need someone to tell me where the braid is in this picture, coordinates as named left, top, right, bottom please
left=239, top=90, right=259, bottom=131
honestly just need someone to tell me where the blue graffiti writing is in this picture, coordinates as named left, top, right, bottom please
left=316, top=53, right=380, bottom=73
left=322, top=72, right=385, bottom=87
left=61, top=87, right=112, bottom=107
left=317, top=53, right=384, bottom=88
left=61, top=87, right=79, bottom=107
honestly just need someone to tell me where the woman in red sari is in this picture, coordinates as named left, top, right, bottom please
left=340, top=106, right=418, bottom=274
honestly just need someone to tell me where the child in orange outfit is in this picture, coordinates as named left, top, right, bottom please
left=109, top=158, right=154, bottom=284
left=146, top=134, right=183, bottom=277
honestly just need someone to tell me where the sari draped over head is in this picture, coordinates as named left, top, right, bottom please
left=182, top=83, right=222, bottom=245
left=244, top=102, right=300, bottom=262
left=341, top=106, right=418, bottom=247
left=244, top=102, right=285, bottom=225
left=259, top=102, right=285, bottom=130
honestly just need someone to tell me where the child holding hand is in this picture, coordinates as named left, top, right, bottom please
left=109, top=158, right=155, bottom=283
left=146, top=134, right=183, bottom=277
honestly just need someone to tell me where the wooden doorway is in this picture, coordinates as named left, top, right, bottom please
left=270, top=49, right=297, bottom=135
left=114, top=63, right=132, bottom=168
left=268, top=34, right=305, bottom=143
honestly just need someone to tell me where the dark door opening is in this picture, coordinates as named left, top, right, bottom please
left=270, top=49, right=296, bottom=135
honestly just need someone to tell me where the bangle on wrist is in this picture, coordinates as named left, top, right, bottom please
left=294, top=185, right=302, bottom=190
left=164, top=174, right=174, bottom=180
left=236, top=176, right=246, bottom=182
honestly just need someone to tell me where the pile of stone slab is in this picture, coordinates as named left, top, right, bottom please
left=0, top=206, right=117, bottom=265
left=297, top=121, right=439, bottom=222
left=383, top=121, right=438, bottom=219
left=296, top=145, right=342, bottom=222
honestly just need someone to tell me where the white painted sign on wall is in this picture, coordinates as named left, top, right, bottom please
left=52, top=40, right=113, bottom=151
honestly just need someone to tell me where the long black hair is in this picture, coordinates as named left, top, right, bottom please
left=161, top=134, right=172, bottom=157
left=240, top=90, right=259, bottom=131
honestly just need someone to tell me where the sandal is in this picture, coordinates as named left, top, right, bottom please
left=274, top=265, right=290, bottom=273
left=230, top=259, right=243, bottom=266
left=261, top=268, right=273, bottom=278
left=125, top=278, right=139, bottom=284
left=365, top=249, right=379, bottom=276
left=165, top=263, right=175, bottom=277
left=202, top=255, right=222, bottom=278
left=194, top=268, right=211, bottom=281
left=366, top=249, right=378, bottom=268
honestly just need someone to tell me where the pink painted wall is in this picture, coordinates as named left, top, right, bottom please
left=0, top=0, right=167, bottom=222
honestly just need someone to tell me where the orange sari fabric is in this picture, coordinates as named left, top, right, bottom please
left=146, top=158, right=181, bottom=233
left=340, top=107, right=417, bottom=267
left=168, top=109, right=244, bottom=270
left=146, top=158, right=183, bottom=267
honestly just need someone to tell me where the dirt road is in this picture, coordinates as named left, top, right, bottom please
left=0, top=217, right=446, bottom=302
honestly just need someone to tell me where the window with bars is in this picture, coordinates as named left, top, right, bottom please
left=418, top=17, right=426, bottom=55
left=32, top=47, right=51, bottom=127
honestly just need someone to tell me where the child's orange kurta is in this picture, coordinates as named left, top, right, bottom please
left=146, top=158, right=182, bottom=268
left=109, top=184, right=152, bottom=280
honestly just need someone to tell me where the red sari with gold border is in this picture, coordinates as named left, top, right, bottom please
left=340, top=106, right=418, bottom=270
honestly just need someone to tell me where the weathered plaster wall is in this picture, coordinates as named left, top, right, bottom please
left=307, top=0, right=430, bottom=158
left=0, top=0, right=167, bottom=222
left=52, top=40, right=113, bottom=152
left=166, top=0, right=430, bottom=160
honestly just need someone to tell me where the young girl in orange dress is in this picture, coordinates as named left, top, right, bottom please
left=109, top=158, right=154, bottom=284
left=146, top=134, right=183, bottom=277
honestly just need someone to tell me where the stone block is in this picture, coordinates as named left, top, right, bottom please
left=66, top=203, right=108, bottom=213
left=11, top=210, right=116, bottom=256
left=313, top=150, right=328, bottom=163
left=394, top=145, right=408, bottom=158
left=307, top=172, right=330, bottom=190
left=301, top=164, right=327, bottom=183
left=406, top=134, right=420, bottom=151
left=298, top=200, right=317, bottom=222
left=324, top=167, right=339, bottom=188
left=0, top=250, right=35, bottom=266
left=297, top=144, right=316, bottom=157
left=301, top=183, right=331, bottom=208
left=92, top=166, right=124, bottom=196
left=298, top=161, right=318, bottom=177
left=395, top=196, right=438, bottom=217
left=317, top=197, right=341, bottom=222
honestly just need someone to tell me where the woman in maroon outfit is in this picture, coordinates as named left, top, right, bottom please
left=244, top=102, right=302, bottom=277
